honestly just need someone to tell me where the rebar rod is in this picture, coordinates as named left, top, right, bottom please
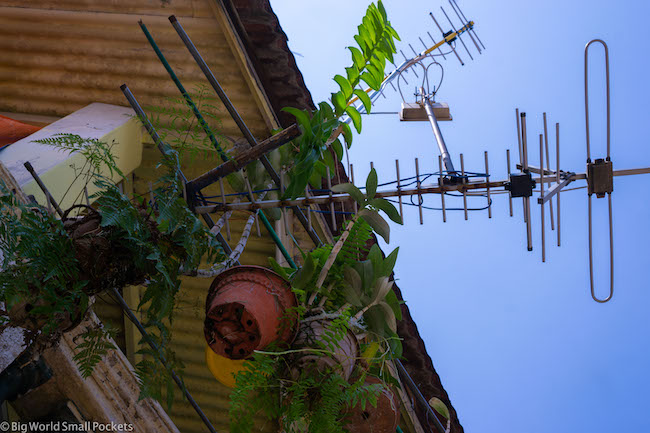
left=138, top=20, right=228, bottom=162
left=23, top=161, right=64, bottom=218
left=169, top=15, right=322, bottom=247
left=395, top=359, right=446, bottom=433
left=109, top=288, right=219, bottom=433
left=120, top=84, right=236, bottom=259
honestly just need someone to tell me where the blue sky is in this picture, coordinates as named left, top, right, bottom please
left=270, top=1, right=650, bottom=432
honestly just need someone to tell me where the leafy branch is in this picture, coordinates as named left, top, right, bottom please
left=281, top=1, right=399, bottom=199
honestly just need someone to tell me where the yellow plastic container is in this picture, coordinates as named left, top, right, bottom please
left=205, top=345, right=247, bottom=388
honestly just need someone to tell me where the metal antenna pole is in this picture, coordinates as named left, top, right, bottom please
left=169, top=15, right=323, bottom=247
left=421, top=89, right=456, bottom=174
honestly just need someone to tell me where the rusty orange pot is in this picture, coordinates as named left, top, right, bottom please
left=204, top=266, right=297, bottom=360
left=344, top=376, right=400, bottom=433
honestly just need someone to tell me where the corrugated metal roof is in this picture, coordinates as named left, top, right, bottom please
left=0, top=3, right=269, bottom=138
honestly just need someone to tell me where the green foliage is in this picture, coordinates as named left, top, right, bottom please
left=135, top=320, right=186, bottom=410
left=282, top=1, right=399, bottom=199
left=1, top=128, right=226, bottom=406
left=146, top=83, right=228, bottom=161
left=229, top=349, right=383, bottom=433
left=33, top=133, right=123, bottom=179
left=73, top=323, right=118, bottom=379
left=0, top=184, right=87, bottom=336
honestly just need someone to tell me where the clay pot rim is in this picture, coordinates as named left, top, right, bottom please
left=207, top=265, right=296, bottom=304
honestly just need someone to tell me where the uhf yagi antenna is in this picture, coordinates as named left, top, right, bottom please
left=344, top=0, right=484, bottom=121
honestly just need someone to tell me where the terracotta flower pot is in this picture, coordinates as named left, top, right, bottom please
left=291, top=318, right=359, bottom=380
left=204, top=266, right=298, bottom=360
left=344, top=376, right=400, bottom=433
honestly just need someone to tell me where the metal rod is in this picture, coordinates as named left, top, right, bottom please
left=109, top=287, right=219, bottom=433
left=521, top=112, right=529, bottom=227
left=395, top=359, right=447, bottom=433
left=169, top=16, right=322, bottom=247
left=506, top=149, right=513, bottom=216
left=543, top=113, right=555, bottom=230
left=218, top=178, right=231, bottom=241
left=521, top=113, right=532, bottom=251
left=326, top=166, right=336, bottom=230
left=484, top=151, right=491, bottom=218
left=585, top=39, right=610, bottom=161
left=415, top=158, right=423, bottom=225
left=350, top=164, right=358, bottom=214
left=437, top=155, right=447, bottom=222
left=451, top=0, right=485, bottom=49
left=139, top=20, right=228, bottom=162
left=23, top=161, right=64, bottom=218
left=539, top=134, right=546, bottom=263
left=427, top=31, right=447, bottom=60
left=448, top=0, right=481, bottom=53
left=242, top=173, right=261, bottom=237
left=441, top=6, right=474, bottom=60
left=429, top=12, right=464, bottom=66
left=537, top=175, right=574, bottom=205
left=422, top=92, right=456, bottom=174
left=120, top=84, right=236, bottom=258
left=169, top=16, right=256, bottom=146
left=305, top=186, right=312, bottom=232
left=460, top=153, right=468, bottom=220
left=556, top=123, right=561, bottom=247
left=396, top=159, right=403, bottom=221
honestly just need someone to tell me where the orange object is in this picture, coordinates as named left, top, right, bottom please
left=0, top=114, right=41, bottom=148
left=204, top=266, right=298, bottom=360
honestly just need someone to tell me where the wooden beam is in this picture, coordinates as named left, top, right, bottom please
left=187, top=123, right=300, bottom=192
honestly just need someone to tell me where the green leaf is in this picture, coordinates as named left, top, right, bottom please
left=429, top=397, right=450, bottom=420
left=341, top=123, right=353, bottom=148
left=345, top=105, right=362, bottom=133
left=268, top=257, right=289, bottom=280
left=345, top=66, right=360, bottom=86
left=370, top=276, right=393, bottom=305
left=334, top=75, right=353, bottom=99
left=292, top=254, right=315, bottom=290
left=368, top=198, right=402, bottom=224
left=378, top=0, right=388, bottom=21
left=332, top=138, right=344, bottom=162
left=348, top=46, right=365, bottom=70
left=366, top=168, right=378, bottom=199
left=281, top=107, right=312, bottom=138
left=318, top=101, right=334, bottom=119
left=331, top=91, right=347, bottom=116
left=343, top=266, right=362, bottom=291
left=354, top=259, right=375, bottom=292
left=385, top=289, right=402, bottom=321
left=367, top=244, right=383, bottom=277
left=360, top=71, right=379, bottom=91
left=378, top=301, right=397, bottom=333
left=342, top=281, right=363, bottom=307
left=331, top=182, right=365, bottom=205
left=382, top=247, right=399, bottom=277
left=359, top=209, right=390, bottom=243
left=353, top=89, right=372, bottom=114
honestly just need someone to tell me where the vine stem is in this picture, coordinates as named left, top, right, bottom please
left=308, top=215, right=359, bottom=305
